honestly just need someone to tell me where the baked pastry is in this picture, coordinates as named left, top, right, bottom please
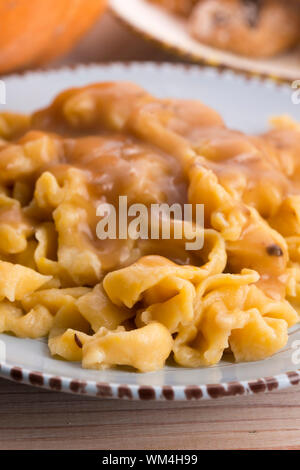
left=189, top=0, right=300, bottom=58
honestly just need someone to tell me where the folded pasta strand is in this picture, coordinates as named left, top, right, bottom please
left=0, top=82, right=298, bottom=372
left=82, top=322, right=173, bottom=373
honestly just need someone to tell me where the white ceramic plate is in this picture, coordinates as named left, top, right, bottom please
left=110, top=0, right=300, bottom=82
left=0, top=62, right=300, bottom=400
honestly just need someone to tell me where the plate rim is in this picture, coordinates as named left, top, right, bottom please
left=0, top=61, right=299, bottom=401
left=109, top=0, right=300, bottom=84
left=1, top=359, right=299, bottom=401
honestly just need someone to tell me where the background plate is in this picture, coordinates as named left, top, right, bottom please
left=110, top=0, right=300, bottom=82
left=0, top=62, right=300, bottom=400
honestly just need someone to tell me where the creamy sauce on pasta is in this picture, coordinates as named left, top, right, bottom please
left=0, top=82, right=299, bottom=371
left=24, top=86, right=300, bottom=298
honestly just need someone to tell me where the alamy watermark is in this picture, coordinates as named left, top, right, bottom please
left=291, top=340, right=300, bottom=365
left=96, top=196, right=204, bottom=251
left=0, top=340, right=6, bottom=363
left=292, top=80, right=300, bottom=105
left=0, top=80, right=5, bottom=105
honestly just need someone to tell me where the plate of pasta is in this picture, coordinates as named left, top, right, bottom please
left=0, top=62, right=300, bottom=401
left=110, top=0, right=300, bottom=82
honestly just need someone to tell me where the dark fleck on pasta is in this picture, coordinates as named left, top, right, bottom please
left=74, top=333, right=83, bottom=349
left=266, top=244, right=284, bottom=257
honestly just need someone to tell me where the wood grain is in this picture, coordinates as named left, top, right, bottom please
left=1, top=11, right=300, bottom=451
left=1, top=378, right=300, bottom=450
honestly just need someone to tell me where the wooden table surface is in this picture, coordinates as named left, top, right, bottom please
left=1, top=377, right=300, bottom=450
left=1, top=11, right=300, bottom=451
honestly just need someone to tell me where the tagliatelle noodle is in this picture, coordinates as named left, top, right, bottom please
left=0, top=82, right=298, bottom=372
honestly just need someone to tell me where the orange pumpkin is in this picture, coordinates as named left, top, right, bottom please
left=0, top=0, right=107, bottom=74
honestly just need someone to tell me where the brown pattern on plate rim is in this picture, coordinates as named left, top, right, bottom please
left=28, top=371, right=44, bottom=387
left=118, top=385, right=133, bottom=399
left=138, top=386, right=156, bottom=400
left=69, top=380, right=87, bottom=394
left=0, top=361, right=299, bottom=400
left=49, top=377, right=62, bottom=391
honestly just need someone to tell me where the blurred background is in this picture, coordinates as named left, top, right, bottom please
left=0, top=1, right=179, bottom=76
left=1, top=0, right=299, bottom=79
left=54, top=11, right=177, bottom=66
